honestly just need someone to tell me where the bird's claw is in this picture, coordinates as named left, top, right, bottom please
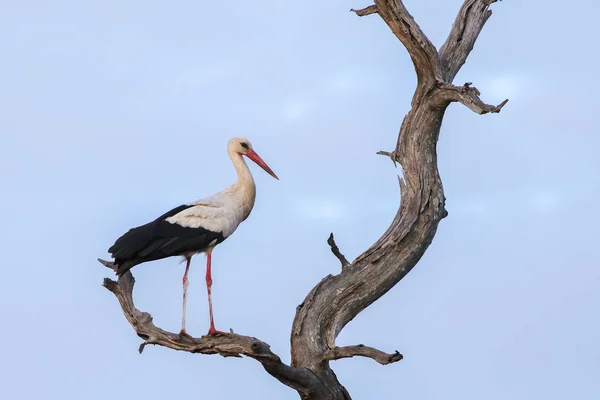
left=205, top=328, right=228, bottom=337
left=179, top=330, right=194, bottom=340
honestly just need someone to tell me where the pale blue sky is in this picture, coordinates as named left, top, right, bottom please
left=1, top=1, right=599, bottom=399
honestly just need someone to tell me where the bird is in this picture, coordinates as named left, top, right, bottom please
left=106, top=136, right=278, bottom=337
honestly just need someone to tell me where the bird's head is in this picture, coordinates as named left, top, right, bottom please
left=228, top=136, right=279, bottom=180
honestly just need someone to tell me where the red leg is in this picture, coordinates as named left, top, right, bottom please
left=180, top=256, right=192, bottom=336
left=206, top=251, right=225, bottom=336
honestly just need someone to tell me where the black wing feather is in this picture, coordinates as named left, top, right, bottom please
left=108, top=204, right=225, bottom=277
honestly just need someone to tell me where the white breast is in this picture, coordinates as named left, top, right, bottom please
left=165, top=192, right=246, bottom=238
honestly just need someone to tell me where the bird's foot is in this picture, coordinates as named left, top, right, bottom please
left=206, top=327, right=227, bottom=336
left=179, top=329, right=194, bottom=340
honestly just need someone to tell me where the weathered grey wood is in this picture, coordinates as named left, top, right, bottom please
left=100, top=1, right=508, bottom=399
left=323, top=345, right=403, bottom=365
left=439, top=0, right=501, bottom=82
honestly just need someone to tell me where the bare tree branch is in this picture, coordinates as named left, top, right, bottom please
left=439, top=0, right=500, bottom=82
left=376, top=151, right=394, bottom=158
left=371, top=0, right=441, bottom=87
left=323, top=345, right=403, bottom=365
left=98, top=259, right=319, bottom=396
left=327, top=233, right=351, bottom=269
left=435, top=82, right=509, bottom=114
left=350, top=5, right=378, bottom=16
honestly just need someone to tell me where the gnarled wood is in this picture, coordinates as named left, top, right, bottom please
left=100, top=1, right=507, bottom=399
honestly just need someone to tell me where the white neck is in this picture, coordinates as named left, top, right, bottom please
left=228, top=149, right=256, bottom=219
left=229, top=149, right=253, bottom=184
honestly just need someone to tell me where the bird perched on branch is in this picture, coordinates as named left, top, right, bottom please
left=104, top=137, right=278, bottom=337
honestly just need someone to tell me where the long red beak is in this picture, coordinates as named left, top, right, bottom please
left=245, top=149, right=279, bottom=180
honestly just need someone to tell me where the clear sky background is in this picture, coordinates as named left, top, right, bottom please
left=1, top=1, right=599, bottom=399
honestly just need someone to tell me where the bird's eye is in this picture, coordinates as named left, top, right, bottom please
left=240, top=142, right=249, bottom=149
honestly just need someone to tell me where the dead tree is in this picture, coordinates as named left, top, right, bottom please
left=99, top=1, right=508, bottom=399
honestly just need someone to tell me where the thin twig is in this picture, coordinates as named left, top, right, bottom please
left=327, top=233, right=351, bottom=270
left=350, top=5, right=378, bottom=16
left=98, top=258, right=117, bottom=271
left=377, top=150, right=398, bottom=167
left=376, top=151, right=394, bottom=158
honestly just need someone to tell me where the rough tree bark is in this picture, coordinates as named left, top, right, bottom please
left=99, top=1, right=508, bottom=399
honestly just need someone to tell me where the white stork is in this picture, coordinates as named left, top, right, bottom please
left=107, top=136, right=278, bottom=336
